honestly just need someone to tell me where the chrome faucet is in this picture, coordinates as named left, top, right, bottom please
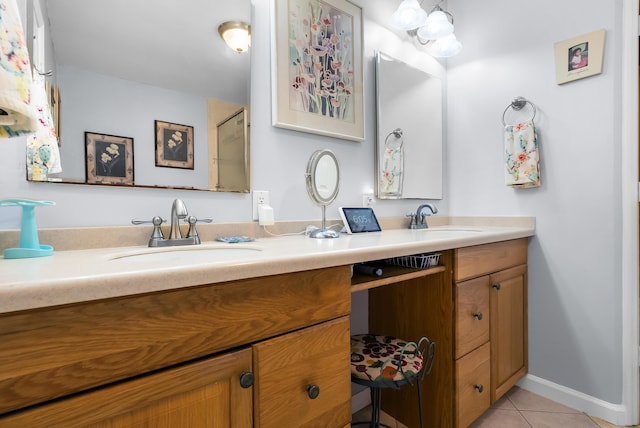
left=132, top=198, right=212, bottom=247
left=169, top=198, right=188, bottom=239
left=408, top=203, right=438, bottom=229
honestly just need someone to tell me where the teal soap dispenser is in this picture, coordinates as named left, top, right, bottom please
left=1, top=198, right=55, bottom=259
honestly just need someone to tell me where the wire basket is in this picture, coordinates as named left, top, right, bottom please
left=385, top=252, right=441, bottom=270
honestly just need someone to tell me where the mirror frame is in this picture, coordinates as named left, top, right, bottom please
left=305, top=149, right=340, bottom=206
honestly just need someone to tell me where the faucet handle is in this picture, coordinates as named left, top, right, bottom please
left=131, top=216, right=165, bottom=226
left=132, top=216, right=166, bottom=244
left=405, top=212, right=417, bottom=226
left=185, top=215, right=213, bottom=244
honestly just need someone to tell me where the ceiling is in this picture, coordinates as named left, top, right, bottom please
left=44, top=0, right=251, bottom=104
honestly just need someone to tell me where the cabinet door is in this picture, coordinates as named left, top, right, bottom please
left=253, top=316, right=352, bottom=428
left=0, top=348, right=253, bottom=428
left=490, top=264, right=528, bottom=402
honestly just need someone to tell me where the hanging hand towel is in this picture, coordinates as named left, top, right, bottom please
left=26, top=72, right=61, bottom=180
left=0, top=0, right=39, bottom=138
left=504, top=120, right=540, bottom=188
left=380, top=146, right=403, bottom=196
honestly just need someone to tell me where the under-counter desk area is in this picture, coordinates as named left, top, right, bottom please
left=0, top=217, right=534, bottom=428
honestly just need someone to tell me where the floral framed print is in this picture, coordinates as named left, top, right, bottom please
left=271, top=0, right=364, bottom=142
left=85, top=132, right=134, bottom=185
left=554, top=29, right=605, bottom=85
left=155, top=120, right=194, bottom=169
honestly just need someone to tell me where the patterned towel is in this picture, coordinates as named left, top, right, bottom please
left=26, top=72, right=61, bottom=179
left=0, top=0, right=39, bottom=138
left=380, top=146, right=403, bottom=196
left=504, top=120, right=540, bottom=188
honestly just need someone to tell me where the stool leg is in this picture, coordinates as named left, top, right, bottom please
left=371, top=387, right=380, bottom=427
left=416, top=381, right=424, bottom=428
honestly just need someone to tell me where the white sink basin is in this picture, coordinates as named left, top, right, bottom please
left=109, top=245, right=262, bottom=263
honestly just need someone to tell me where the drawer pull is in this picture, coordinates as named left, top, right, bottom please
left=239, top=372, right=254, bottom=388
left=474, top=384, right=484, bottom=393
left=492, top=283, right=501, bottom=290
left=473, top=312, right=483, bottom=320
left=307, top=384, right=320, bottom=399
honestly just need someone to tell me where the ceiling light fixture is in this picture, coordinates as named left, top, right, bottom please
left=389, top=1, right=462, bottom=58
left=218, top=21, right=251, bottom=53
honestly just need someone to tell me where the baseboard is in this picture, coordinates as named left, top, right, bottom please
left=352, top=387, right=371, bottom=414
left=518, top=374, right=628, bottom=425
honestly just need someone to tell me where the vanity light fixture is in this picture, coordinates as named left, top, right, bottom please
left=389, top=0, right=462, bottom=58
left=218, top=21, right=251, bottom=53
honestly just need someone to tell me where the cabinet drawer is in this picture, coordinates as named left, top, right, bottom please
left=454, top=239, right=527, bottom=281
left=455, top=276, right=490, bottom=359
left=253, top=316, right=351, bottom=428
left=455, top=342, right=491, bottom=428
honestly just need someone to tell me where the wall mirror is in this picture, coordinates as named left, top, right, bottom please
left=27, top=0, right=251, bottom=192
left=305, top=149, right=340, bottom=239
left=375, top=51, right=443, bottom=199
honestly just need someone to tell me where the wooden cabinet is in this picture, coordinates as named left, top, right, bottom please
left=454, top=239, right=528, bottom=427
left=490, top=264, right=528, bottom=402
left=455, top=342, right=491, bottom=428
left=0, top=348, right=254, bottom=428
left=253, top=316, right=351, bottom=428
left=0, top=266, right=352, bottom=428
left=367, top=238, right=528, bottom=428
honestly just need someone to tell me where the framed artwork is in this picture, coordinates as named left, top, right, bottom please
left=155, top=120, right=194, bottom=169
left=271, top=0, right=364, bottom=142
left=85, top=132, right=134, bottom=185
left=554, top=29, right=605, bottom=85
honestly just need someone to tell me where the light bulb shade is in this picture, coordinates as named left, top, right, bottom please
left=389, top=0, right=427, bottom=31
left=430, top=33, right=462, bottom=58
left=218, top=21, right=251, bottom=53
left=416, top=10, right=454, bottom=40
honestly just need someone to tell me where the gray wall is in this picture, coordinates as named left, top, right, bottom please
left=447, top=0, right=622, bottom=405
left=0, top=0, right=629, bottom=418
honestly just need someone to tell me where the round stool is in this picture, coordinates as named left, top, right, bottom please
left=350, top=334, right=435, bottom=428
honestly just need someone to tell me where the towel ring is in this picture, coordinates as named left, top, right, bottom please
left=501, top=97, right=536, bottom=126
left=385, top=128, right=404, bottom=150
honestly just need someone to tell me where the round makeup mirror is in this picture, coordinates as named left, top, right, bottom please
left=305, top=149, right=340, bottom=238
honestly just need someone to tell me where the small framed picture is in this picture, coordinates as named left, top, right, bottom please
left=155, top=120, right=194, bottom=169
left=85, top=132, right=134, bottom=185
left=554, top=29, right=605, bottom=85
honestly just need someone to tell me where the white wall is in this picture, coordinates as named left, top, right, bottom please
left=447, top=0, right=622, bottom=406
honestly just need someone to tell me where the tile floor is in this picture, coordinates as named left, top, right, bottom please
left=351, top=386, right=640, bottom=428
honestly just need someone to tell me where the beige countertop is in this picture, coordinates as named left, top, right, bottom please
left=0, top=217, right=534, bottom=314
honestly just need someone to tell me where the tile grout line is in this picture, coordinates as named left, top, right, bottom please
left=507, top=395, right=535, bottom=428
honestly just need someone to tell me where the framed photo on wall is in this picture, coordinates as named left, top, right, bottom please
left=85, top=132, right=134, bottom=185
left=155, top=120, right=194, bottom=169
left=554, top=29, right=605, bottom=85
left=271, top=0, right=364, bottom=142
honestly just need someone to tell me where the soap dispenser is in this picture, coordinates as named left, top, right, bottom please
left=1, top=198, right=55, bottom=259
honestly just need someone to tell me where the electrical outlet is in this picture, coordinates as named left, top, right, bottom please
left=362, top=194, right=375, bottom=207
left=252, top=190, right=270, bottom=220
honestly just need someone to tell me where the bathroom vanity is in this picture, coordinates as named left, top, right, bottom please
left=0, top=218, right=534, bottom=428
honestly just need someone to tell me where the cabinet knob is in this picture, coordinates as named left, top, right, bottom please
left=474, top=384, right=484, bottom=393
left=492, top=283, right=501, bottom=290
left=307, top=384, right=320, bottom=399
left=239, top=372, right=254, bottom=388
left=473, top=312, right=483, bottom=320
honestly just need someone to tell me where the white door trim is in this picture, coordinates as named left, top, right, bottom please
left=622, top=0, right=639, bottom=425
